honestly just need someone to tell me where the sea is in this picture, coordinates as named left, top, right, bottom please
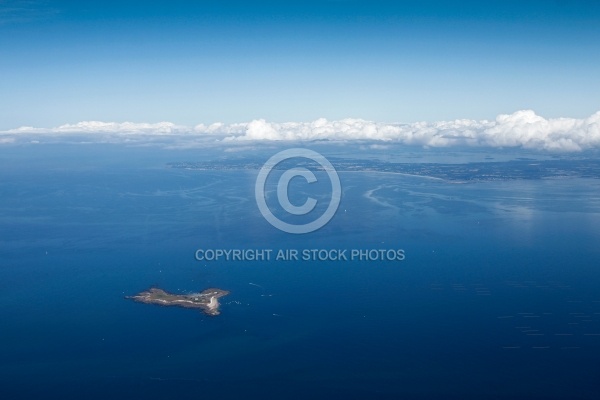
left=1, top=143, right=599, bottom=399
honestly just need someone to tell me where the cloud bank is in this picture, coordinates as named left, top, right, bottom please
left=3, top=110, right=600, bottom=152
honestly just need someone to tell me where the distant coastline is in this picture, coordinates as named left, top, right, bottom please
left=168, top=158, right=600, bottom=182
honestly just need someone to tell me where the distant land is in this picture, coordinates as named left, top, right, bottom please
left=127, top=288, right=230, bottom=316
left=168, top=158, right=600, bottom=183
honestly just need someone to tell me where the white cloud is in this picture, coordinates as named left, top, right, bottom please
left=216, top=111, right=600, bottom=152
left=7, top=121, right=188, bottom=135
left=3, top=110, right=600, bottom=152
left=478, top=110, right=600, bottom=151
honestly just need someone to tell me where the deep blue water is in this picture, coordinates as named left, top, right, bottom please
left=1, top=145, right=600, bottom=399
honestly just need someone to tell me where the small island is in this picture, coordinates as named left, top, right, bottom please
left=127, top=287, right=230, bottom=316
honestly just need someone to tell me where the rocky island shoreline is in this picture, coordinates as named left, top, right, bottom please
left=127, top=287, right=230, bottom=316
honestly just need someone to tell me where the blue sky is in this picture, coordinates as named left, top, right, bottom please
left=1, top=0, right=600, bottom=129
